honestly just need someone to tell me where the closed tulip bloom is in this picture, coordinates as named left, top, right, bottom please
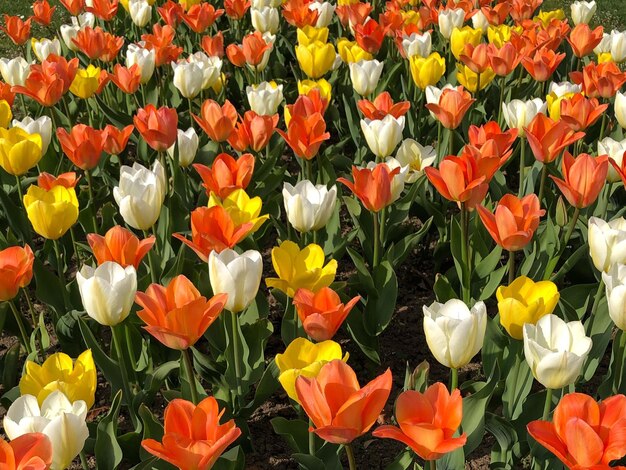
left=349, top=59, right=383, bottom=96
left=338, top=163, right=403, bottom=212
left=109, top=64, right=142, bottom=94
left=617, top=92, right=626, bottom=129
left=20, top=350, right=97, bottom=408
left=142, top=397, right=241, bottom=470
left=266, top=240, right=337, bottom=298
left=0, top=100, right=10, bottom=129
left=283, top=180, right=337, bottom=232
left=12, top=116, right=52, bottom=155
left=456, top=64, right=496, bottom=93
left=186, top=52, right=222, bottom=90
left=1, top=15, right=32, bottom=46
left=31, top=38, right=61, bottom=61
left=228, top=111, right=278, bottom=153
left=133, top=105, right=178, bottom=152
left=559, top=94, right=608, bottom=131
left=0, top=245, right=34, bottom=301
left=426, top=86, right=475, bottom=129
left=523, top=314, right=592, bottom=389
left=336, top=38, right=372, bottom=63
left=23, top=184, right=78, bottom=240
left=524, top=113, right=585, bottom=163
left=125, top=44, right=156, bottom=84
left=488, top=43, right=522, bottom=77
left=0, top=433, right=52, bottom=470
left=568, top=23, right=603, bottom=58
left=0, top=127, right=42, bottom=176
left=59, top=0, right=85, bottom=16
left=296, top=41, right=336, bottom=78
left=296, top=360, right=392, bottom=444
left=409, top=52, right=446, bottom=89
left=87, top=225, right=155, bottom=269
left=251, top=6, right=280, bottom=33
left=37, top=172, right=79, bottom=191
left=129, top=0, right=152, bottom=26
left=4, top=392, right=88, bottom=470
left=401, top=31, right=432, bottom=59
left=571, top=61, right=626, bottom=100
left=167, top=128, right=198, bottom=167
left=310, top=1, right=334, bottom=27
left=102, top=124, right=134, bottom=155
left=277, top=112, right=330, bottom=160
left=550, top=152, right=608, bottom=208
left=136, top=275, right=227, bottom=350
left=497, top=276, right=560, bottom=339
left=521, top=48, right=566, bottom=82
left=459, top=43, right=491, bottom=74
left=247, top=81, right=283, bottom=116
left=208, top=249, right=262, bottom=313
left=571, top=0, right=596, bottom=24
left=33, top=0, right=56, bottom=26
left=208, top=188, right=268, bottom=234
left=360, top=114, right=404, bottom=158
left=373, top=383, right=467, bottom=461
left=438, top=8, right=465, bottom=39
left=610, top=30, right=626, bottom=63
left=297, top=80, right=331, bottom=110
left=588, top=216, right=626, bottom=272
left=599, top=137, right=626, bottom=182
left=193, top=153, right=254, bottom=198
left=394, top=139, right=436, bottom=183
left=171, top=61, right=203, bottom=99
left=194, top=99, right=238, bottom=142
left=0, top=57, right=31, bottom=86
left=602, top=263, right=626, bottom=330
left=450, top=26, right=482, bottom=60
left=501, top=98, right=546, bottom=138
left=113, top=160, right=166, bottom=231
left=56, top=124, right=104, bottom=170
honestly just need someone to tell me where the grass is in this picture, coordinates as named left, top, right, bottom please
left=543, top=0, right=626, bottom=30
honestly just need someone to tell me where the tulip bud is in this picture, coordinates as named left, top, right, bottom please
left=11, top=116, right=52, bottom=155
left=360, top=114, right=405, bottom=158
left=282, top=180, right=337, bottom=233
left=31, top=38, right=61, bottom=61
left=126, top=44, right=156, bottom=84
left=502, top=99, right=547, bottom=137
left=129, top=0, right=152, bottom=27
left=471, top=10, right=489, bottom=33
left=438, top=9, right=465, bottom=39
left=187, top=52, right=222, bottom=90
left=0, top=57, right=31, bottom=86
left=401, top=32, right=432, bottom=59
left=394, top=138, right=436, bottom=183
left=310, top=0, right=335, bottom=28
left=599, top=137, right=626, bottom=182
left=603, top=263, right=626, bottom=330
left=348, top=59, right=383, bottom=96
left=616, top=91, right=626, bottom=129
left=167, top=128, right=199, bottom=167
left=208, top=249, right=263, bottom=313
left=247, top=81, right=284, bottom=116
left=251, top=7, right=280, bottom=34
left=555, top=196, right=569, bottom=227
left=172, top=61, right=204, bottom=99
left=611, top=31, right=626, bottom=63
left=588, top=216, right=626, bottom=272
left=423, top=299, right=487, bottom=369
left=570, top=0, right=596, bottom=25
left=523, top=314, right=592, bottom=389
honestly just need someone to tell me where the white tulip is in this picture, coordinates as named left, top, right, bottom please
left=247, top=81, right=283, bottom=116
left=126, top=44, right=156, bottom=84
left=438, top=9, right=465, bottom=39
left=12, top=116, right=53, bottom=154
left=172, top=60, right=204, bottom=99
left=187, top=52, right=222, bottom=90
left=113, top=160, right=166, bottom=230
left=60, top=13, right=94, bottom=51
left=251, top=7, right=280, bottom=34
left=129, top=0, right=152, bottom=27
left=77, top=262, right=137, bottom=326
left=611, top=30, right=626, bottom=63
left=349, top=59, right=383, bottom=96
left=4, top=392, right=89, bottom=470
left=548, top=81, right=582, bottom=97
left=616, top=92, right=626, bottom=129
left=598, top=137, right=626, bottom=182
left=310, top=0, right=335, bottom=28
left=401, top=32, right=432, bottom=58
left=603, top=264, right=626, bottom=330
left=423, top=299, right=487, bottom=369
left=251, top=0, right=282, bottom=7
left=282, top=180, right=337, bottom=233
left=208, top=249, right=263, bottom=313
left=394, top=138, right=436, bottom=183
left=360, top=114, right=405, bottom=158
left=570, top=0, right=596, bottom=24
left=0, top=57, right=32, bottom=87
left=32, top=38, right=61, bottom=61
left=502, top=99, right=547, bottom=137
left=471, top=10, right=489, bottom=33
left=594, top=32, right=612, bottom=56
left=588, top=216, right=626, bottom=273
left=167, top=128, right=199, bottom=167
left=523, top=314, right=592, bottom=389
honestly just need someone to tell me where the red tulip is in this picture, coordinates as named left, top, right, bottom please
left=56, top=124, right=104, bottom=170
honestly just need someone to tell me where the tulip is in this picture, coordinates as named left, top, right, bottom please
left=547, top=82, right=583, bottom=120
left=266, top=240, right=337, bottom=298
left=528, top=393, right=626, bottom=469
left=394, top=139, right=436, bottom=183
left=194, top=99, right=238, bottom=143
left=87, top=226, right=155, bottom=269
left=228, top=111, right=277, bottom=153
left=23, top=184, right=78, bottom=240
left=373, top=383, right=467, bottom=460
left=113, top=160, right=166, bottom=231
left=571, top=0, right=596, bottom=24
left=247, top=81, right=284, bottom=116
left=601, top=263, right=626, bottom=330
left=225, top=0, right=251, bottom=18
left=142, top=397, right=241, bottom=470
left=450, top=26, right=482, bottom=60
left=358, top=92, right=410, bottom=121
left=599, top=137, right=626, bottom=182
left=338, top=162, right=404, bottom=212
left=550, top=152, right=608, bottom=208
left=426, top=86, right=475, bottom=129
left=4, top=392, right=89, bottom=470
left=0, top=57, right=32, bottom=87
left=409, top=52, right=445, bottom=90
left=456, top=64, right=496, bottom=93
left=12, top=116, right=52, bottom=154
left=141, top=25, right=183, bottom=66
left=277, top=112, right=330, bottom=160
left=171, top=61, right=203, bottom=99
left=136, top=275, right=227, bottom=350
left=133, top=105, right=178, bottom=152
left=337, top=38, right=372, bottom=63
left=37, top=172, right=79, bottom=190
left=310, top=1, right=334, bottom=27
left=0, top=433, right=52, bottom=470
left=129, top=0, right=152, bottom=27
left=167, top=128, right=198, bottom=167
left=226, top=31, right=273, bottom=71
left=488, top=43, right=521, bottom=77
left=102, top=124, right=134, bottom=155
left=187, top=52, right=222, bottom=90
left=523, top=314, right=592, bottom=389
left=109, top=64, right=142, bottom=94
left=354, top=18, right=385, bottom=54
left=297, top=80, right=331, bottom=109
left=438, top=8, right=465, bottom=39
left=0, top=245, right=34, bottom=301
left=614, top=91, right=626, bottom=129
left=521, top=48, right=566, bottom=82
left=360, top=114, right=404, bottom=158
left=568, top=23, right=603, bottom=58
left=571, top=61, right=626, bottom=99
left=282, top=180, right=337, bottom=233
left=559, top=94, right=607, bottom=131
left=497, top=276, right=560, bottom=340
left=59, top=0, right=85, bottom=16
left=208, top=249, right=263, bottom=313
left=20, top=350, right=97, bottom=408
left=208, top=188, right=268, bottom=234
left=524, top=113, right=585, bottom=163
left=349, top=59, right=383, bottom=96
left=611, top=30, right=626, bottom=63
left=251, top=7, right=280, bottom=33
left=182, top=3, right=224, bottom=33
left=56, top=124, right=104, bottom=170
left=0, top=100, right=10, bottom=129
left=193, top=152, right=254, bottom=198
left=401, top=31, right=432, bottom=59
left=72, top=26, right=124, bottom=62
left=31, top=38, right=61, bottom=61
left=296, top=41, right=336, bottom=78
left=33, top=0, right=56, bottom=26
left=588, top=216, right=626, bottom=273
left=501, top=99, right=546, bottom=138
left=0, top=127, right=43, bottom=176
left=296, top=360, right=392, bottom=444
left=126, top=44, right=156, bottom=84
left=1, top=15, right=31, bottom=46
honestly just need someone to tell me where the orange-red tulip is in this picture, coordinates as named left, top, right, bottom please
left=0, top=82, right=15, bottom=107
left=72, top=26, right=124, bottom=62
left=110, top=64, right=142, bottom=94
left=357, top=92, right=410, bottom=120
left=37, top=172, right=79, bottom=190
left=524, top=113, right=585, bottom=164
left=481, top=2, right=511, bottom=25
left=282, top=0, right=319, bottom=28
left=293, top=287, right=361, bottom=342
left=468, top=121, right=518, bottom=162
left=460, top=43, right=492, bottom=74
left=0, top=433, right=52, bottom=470
left=56, top=124, right=104, bottom=170
left=488, top=43, right=522, bottom=77
left=426, top=86, right=475, bottom=130
left=193, top=153, right=254, bottom=199
left=142, top=397, right=241, bottom=470
left=277, top=112, right=330, bottom=160
left=193, top=99, right=238, bottom=143
left=133, top=105, right=178, bottom=152
left=567, top=23, right=603, bottom=58
left=59, top=0, right=84, bottom=16
left=336, top=3, right=372, bottom=28
left=1, top=15, right=31, bottom=46
left=559, top=94, right=608, bottom=131
left=135, top=275, right=227, bottom=350
left=87, top=225, right=155, bottom=269
left=373, top=383, right=467, bottom=461
left=286, top=90, right=328, bottom=121
left=37, top=55, right=78, bottom=95
left=550, top=152, right=608, bottom=208
left=570, top=62, right=626, bottom=100
left=354, top=18, right=387, bottom=54
left=157, top=0, right=185, bottom=28
left=86, top=0, right=118, bottom=21
left=510, top=0, right=542, bottom=22
left=12, top=69, right=65, bottom=107
left=33, top=0, right=56, bottom=26
left=338, top=163, right=402, bottom=213
left=528, top=393, right=626, bottom=469
left=226, top=32, right=272, bottom=68
left=610, top=156, right=626, bottom=188
left=224, top=0, right=250, bottom=19
left=102, top=124, right=134, bottom=155
left=0, top=244, right=34, bottom=301
left=521, top=48, right=566, bottom=82
left=142, top=24, right=183, bottom=67
left=228, top=111, right=278, bottom=153
left=182, top=3, right=224, bottom=33
left=201, top=32, right=224, bottom=58
left=296, top=360, right=392, bottom=444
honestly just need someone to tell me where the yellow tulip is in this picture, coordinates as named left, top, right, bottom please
left=19, top=350, right=97, bottom=408
left=211, top=73, right=227, bottom=94
left=0, top=127, right=42, bottom=176
left=297, top=26, right=329, bottom=46
left=598, top=52, right=613, bottom=64
left=336, top=38, right=373, bottom=63
left=23, top=184, right=79, bottom=240
left=266, top=240, right=338, bottom=298
left=534, top=9, right=565, bottom=27
left=179, top=0, right=201, bottom=10
left=456, top=64, right=496, bottom=93
left=298, top=78, right=332, bottom=102
left=296, top=41, right=336, bottom=79
left=0, top=100, right=12, bottom=128
left=546, top=91, right=576, bottom=120
left=275, top=337, right=347, bottom=402
left=450, top=26, right=482, bottom=60
left=487, top=25, right=512, bottom=48
left=496, top=276, right=560, bottom=340
left=337, top=0, right=359, bottom=5
left=409, top=52, right=445, bottom=90
left=401, top=10, right=420, bottom=25
left=70, top=64, right=103, bottom=99
left=208, top=188, right=269, bottom=233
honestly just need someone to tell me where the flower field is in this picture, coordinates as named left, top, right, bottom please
left=1, top=0, right=626, bottom=468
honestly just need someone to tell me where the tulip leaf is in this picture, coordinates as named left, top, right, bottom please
left=502, top=343, right=534, bottom=421
left=77, top=317, right=123, bottom=393
left=346, top=247, right=375, bottom=293
left=486, top=412, right=520, bottom=468
left=384, top=217, right=433, bottom=267
left=598, top=329, right=626, bottom=398
left=143, top=360, right=179, bottom=398
left=1, top=343, right=20, bottom=391
left=461, top=365, right=500, bottom=455
left=433, top=273, right=457, bottom=303
left=33, top=256, right=66, bottom=318
left=346, top=306, right=380, bottom=364
left=270, top=417, right=310, bottom=454
left=138, top=404, right=164, bottom=455
left=239, top=359, right=279, bottom=420
left=0, top=182, right=30, bottom=241
left=95, top=390, right=123, bottom=470
left=363, top=261, right=398, bottom=337
left=474, top=246, right=503, bottom=280
left=214, top=446, right=245, bottom=470
left=384, top=449, right=414, bottom=470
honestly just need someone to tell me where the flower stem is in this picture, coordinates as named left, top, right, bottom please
left=8, top=301, right=32, bottom=355
left=345, top=444, right=357, bottom=470
left=142, top=229, right=158, bottom=284
left=79, top=451, right=89, bottom=470
left=181, top=347, right=199, bottom=405
left=52, top=239, right=70, bottom=310
left=231, top=311, right=243, bottom=408
left=111, top=325, right=136, bottom=420
left=372, top=211, right=380, bottom=269
left=538, top=164, right=548, bottom=204
left=542, top=388, right=553, bottom=420
left=543, top=207, right=580, bottom=280
left=84, top=170, right=99, bottom=233
left=14, top=175, right=23, bottom=204
left=460, top=204, right=470, bottom=304
left=518, top=139, right=526, bottom=197
left=70, top=226, right=83, bottom=266
left=309, top=419, right=316, bottom=456
left=508, top=250, right=515, bottom=285
left=429, top=460, right=437, bottom=470
left=450, top=367, right=458, bottom=391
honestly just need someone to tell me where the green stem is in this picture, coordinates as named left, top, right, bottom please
left=142, top=229, right=158, bottom=284
left=70, top=226, right=82, bottom=266
left=181, top=347, right=199, bottom=404
left=447, top=127, right=453, bottom=156
left=8, top=301, right=32, bottom=355
left=111, top=325, right=136, bottom=417
left=599, top=113, right=607, bottom=142
left=379, top=207, right=386, bottom=252
left=124, top=324, right=138, bottom=383
left=543, top=207, right=580, bottom=280
left=542, top=388, right=553, bottom=420
left=345, top=444, right=357, bottom=470
left=79, top=451, right=89, bottom=470
left=518, top=139, right=526, bottom=197
left=450, top=367, right=458, bottom=391
left=460, top=204, right=470, bottom=304
left=586, top=279, right=604, bottom=335
left=52, top=239, right=70, bottom=310
left=84, top=170, right=98, bottom=233
left=428, top=460, right=437, bottom=470
left=22, top=289, right=37, bottom=328
left=538, top=164, right=548, bottom=204
left=508, top=250, right=516, bottom=285
left=372, top=211, right=380, bottom=269
left=497, top=77, right=505, bottom=126
left=14, top=175, right=23, bottom=205
left=309, top=418, right=316, bottom=456
left=230, top=311, right=243, bottom=407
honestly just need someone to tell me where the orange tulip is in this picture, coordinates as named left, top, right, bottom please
left=228, top=111, right=278, bottom=153
left=157, top=1, right=185, bottom=28
left=59, top=0, right=84, bottom=16
left=56, top=124, right=104, bottom=170
left=460, top=43, right=492, bottom=74
left=224, top=0, right=250, bottom=19
left=570, top=62, right=626, bottom=100
left=559, top=94, right=608, bottom=131
left=33, top=0, right=56, bottom=26
left=194, top=99, right=238, bottom=143
left=277, top=112, right=330, bottom=160
left=336, top=3, right=372, bottom=28
left=477, top=194, right=545, bottom=251
left=510, top=0, right=542, bottom=22
left=550, top=152, right=608, bottom=208
left=1, top=15, right=31, bottom=46
left=0, top=82, right=15, bottom=107
left=226, top=32, right=272, bottom=69
left=0, top=245, right=34, bottom=301
left=142, top=25, right=183, bottom=67
left=193, top=153, right=255, bottom=199
left=373, top=383, right=467, bottom=461
left=0, top=433, right=52, bottom=470
left=87, top=225, right=155, bottom=269
left=528, top=393, right=626, bottom=469
left=72, top=27, right=124, bottom=62
left=133, top=105, right=178, bottom=152
left=425, top=86, right=475, bottom=130
left=481, top=2, right=511, bottom=25
left=488, top=43, right=522, bottom=77
left=338, top=163, right=401, bottom=213
left=293, top=287, right=361, bottom=342
left=282, top=0, right=319, bottom=28
left=567, top=23, right=603, bottom=58
left=296, top=360, right=392, bottom=444
left=86, top=0, right=118, bottom=21
left=201, top=32, right=224, bottom=58
left=102, top=124, right=134, bottom=155
left=12, top=70, right=65, bottom=107
left=468, top=121, right=518, bottom=162
left=110, top=64, right=142, bottom=94
left=173, top=206, right=254, bottom=262
left=610, top=157, right=626, bottom=188
left=521, top=48, right=566, bottom=82
left=142, top=397, right=241, bottom=470
left=354, top=18, right=387, bottom=54
left=357, top=92, right=410, bottom=120
left=37, top=172, right=79, bottom=190
left=182, top=3, right=224, bottom=33
left=135, top=275, right=227, bottom=350
left=286, top=90, right=328, bottom=122
left=524, top=113, right=585, bottom=164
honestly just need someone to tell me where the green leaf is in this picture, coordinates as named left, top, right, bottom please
left=270, top=417, right=310, bottom=454
left=1, top=344, right=20, bottom=391
left=462, top=365, right=500, bottom=455
left=214, top=446, right=245, bottom=470
left=78, top=317, right=123, bottom=392
left=363, top=261, right=398, bottom=337
left=95, top=390, right=123, bottom=470
left=502, top=346, right=534, bottom=421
